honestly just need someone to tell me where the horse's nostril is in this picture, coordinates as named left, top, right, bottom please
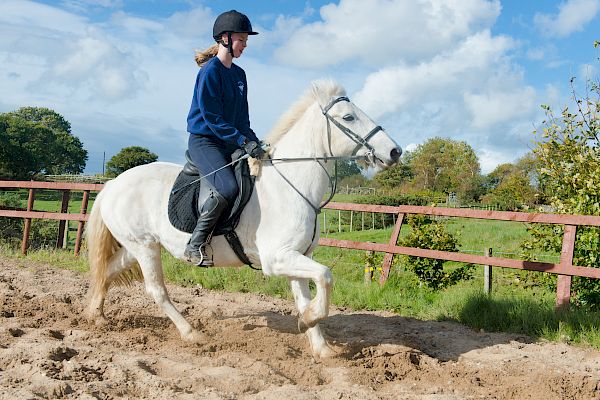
left=390, top=147, right=402, bottom=162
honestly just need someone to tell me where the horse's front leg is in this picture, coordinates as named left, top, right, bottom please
left=268, top=251, right=333, bottom=340
left=289, top=278, right=338, bottom=359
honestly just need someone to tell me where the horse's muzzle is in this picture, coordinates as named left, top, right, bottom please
left=390, top=147, right=402, bottom=164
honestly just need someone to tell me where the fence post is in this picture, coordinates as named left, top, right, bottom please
left=379, top=212, right=405, bottom=285
left=338, top=210, right=341, bottom=233
left=365, top=248, right=374, bottom=285
left=350, top=211, right=353, bottom=232
left=63, top=221, right=69, bottom=249
left=484, top=247, right=493, bottom=295
left=56, top=189, right=71, bottom=248
left=21, top=188, right=35, bottom=255
left=74, top=190, right=90, bottom=256
left=556, top=225, right=577, bottom=309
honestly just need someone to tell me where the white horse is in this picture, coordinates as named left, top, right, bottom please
left=85, top=80, right=401, bottom=359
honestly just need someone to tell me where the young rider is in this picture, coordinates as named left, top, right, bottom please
left=185, top=10, right=264, bottom=266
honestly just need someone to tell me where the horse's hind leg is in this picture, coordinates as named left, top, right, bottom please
left=125, top=242, right=205, bottom=343
left=85, top=246, right=136, bottom=323
left=289, top=278, right=337, bottom=359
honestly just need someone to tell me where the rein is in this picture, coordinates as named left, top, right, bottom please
left=171, top=154, right=251, bottom=195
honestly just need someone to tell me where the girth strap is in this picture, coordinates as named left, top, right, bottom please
left=224, top=230, right=258, bottom=269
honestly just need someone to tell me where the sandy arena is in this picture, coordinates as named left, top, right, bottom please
left=0, top=256, right=599, bottom=399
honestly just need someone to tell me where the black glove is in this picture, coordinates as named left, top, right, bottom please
left=243, top=140, right=265, bottom=159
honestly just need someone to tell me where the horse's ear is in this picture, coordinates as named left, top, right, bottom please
left=311, top=81, right=322, bottom=106
left=311, top=80, right=330, bottom=110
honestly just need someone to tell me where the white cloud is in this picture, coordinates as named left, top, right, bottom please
left=526, top=47, right=545, bottom=61
left=0, top=0, right=88, bottom=35
left=534, top=0, right=600, bottom=37
left=273, top=0, right=501, bottom=68
left=477, top=148, right=514, bottom=174
left=354, top=30, right=516, bottom=118
left=0, top=1, right=151, bottom=101
left=578, top=63, right=597, bottom=80
left=109, top=11, right=164, bottom=35
left=464, top=86, right=536, bottom=129
left=60, top=0, right=123, bottom=14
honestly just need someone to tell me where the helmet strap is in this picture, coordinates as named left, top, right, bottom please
left=227, top=32, right=234, bottom=57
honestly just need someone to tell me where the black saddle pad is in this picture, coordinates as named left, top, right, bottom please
left=168, top=150, right=254, bottom=235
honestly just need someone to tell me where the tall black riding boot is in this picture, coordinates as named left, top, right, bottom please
left=184, top=190, right=229, bottom=267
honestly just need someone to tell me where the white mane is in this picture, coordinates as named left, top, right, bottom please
left=265, top=80, right=346, bottom=146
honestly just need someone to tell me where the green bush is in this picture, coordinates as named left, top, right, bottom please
left=395, top=215, right=474, bottom=290
left=0, top=192, right=24, bottom=246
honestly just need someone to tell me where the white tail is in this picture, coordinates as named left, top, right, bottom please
left=85, top=189, right=119, bottom=310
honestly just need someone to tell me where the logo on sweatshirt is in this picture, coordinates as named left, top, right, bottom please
left=237, top=81, right=244, bottom=95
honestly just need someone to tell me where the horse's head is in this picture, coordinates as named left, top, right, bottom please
left=311, top=80, right=401, bottom=169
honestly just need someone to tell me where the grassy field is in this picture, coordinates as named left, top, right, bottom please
left=2, top=191, right=599, bottom=349
left=0, top=188, right=97, bottom=213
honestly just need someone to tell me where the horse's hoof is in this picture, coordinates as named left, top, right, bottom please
left=182, top=329, right=208, bottom=343
left=298, top=314, right=320, bottom=333
left=298, top=318, right=308, bottom=333
left=84, top=309, right=108, bottom=326
left=313, top=342, right=340, bottom=360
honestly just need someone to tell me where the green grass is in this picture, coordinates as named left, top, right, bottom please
left=3, top=188, right=96, bottom=213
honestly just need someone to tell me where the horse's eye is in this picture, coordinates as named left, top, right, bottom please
left=343, top=114, right=355, bottom=122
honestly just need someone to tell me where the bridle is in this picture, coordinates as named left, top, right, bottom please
left=321, top=96, right=384, bottom=161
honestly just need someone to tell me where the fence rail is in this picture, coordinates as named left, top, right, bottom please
left=2, top=181, right=600, bottom=308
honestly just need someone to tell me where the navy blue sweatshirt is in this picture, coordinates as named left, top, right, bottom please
left=187, top=56, right=258, bottom=147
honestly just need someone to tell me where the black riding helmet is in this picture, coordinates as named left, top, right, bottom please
left=213, top=10, right=258, bottom=56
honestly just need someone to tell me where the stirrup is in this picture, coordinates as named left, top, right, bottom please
left=185, top=243, right=214, bottom=267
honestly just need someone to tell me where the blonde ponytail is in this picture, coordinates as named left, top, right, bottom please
left=194, top=43, right=219, bottom=67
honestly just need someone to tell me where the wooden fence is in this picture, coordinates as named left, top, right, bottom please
left=319, top=202, right=600, bottom=307
left=0, top=181, right=103, bottom=255
left=1, top=181, right=600, bottom=307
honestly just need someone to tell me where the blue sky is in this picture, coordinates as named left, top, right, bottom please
left=1, top=0, right=599, bottom=175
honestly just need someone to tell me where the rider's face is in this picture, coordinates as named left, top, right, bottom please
left=223, top=32, right=249, bottom=58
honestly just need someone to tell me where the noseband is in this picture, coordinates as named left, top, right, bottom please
left=321, top=96, right=384, bottom=159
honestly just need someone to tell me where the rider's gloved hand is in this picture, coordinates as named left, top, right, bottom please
left=243, top=140, right=265, bottom=159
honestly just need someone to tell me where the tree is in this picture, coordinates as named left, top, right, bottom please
left=373, top=161, right=413, bottom=189
left=484, top=163, right=518, bottom=191
left=336, top=160, right=361, bottom=180
left=407, top=137, right=483, bottom=202
left=0, top=107, right=87, bottom=180
left=482, top=154, right=540, bottom=210
left=524, top=42, right=600, bottom=308
left=105, top=146, right=158, bottom=177
left=482, top=172, right=537, bottom=210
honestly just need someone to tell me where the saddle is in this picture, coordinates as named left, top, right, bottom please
left=168, top=149, right=255, bottom=266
